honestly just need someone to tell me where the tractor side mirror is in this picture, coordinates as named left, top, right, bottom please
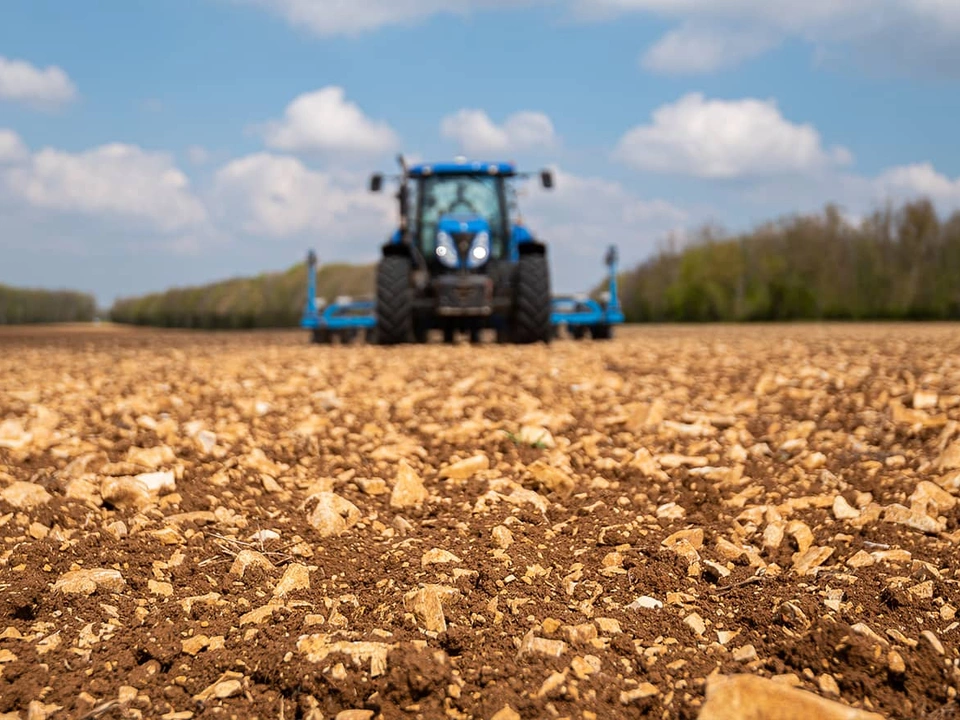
left=369, top=174, right=383, bottom=192
left=540, top=170, right=554, bottom=189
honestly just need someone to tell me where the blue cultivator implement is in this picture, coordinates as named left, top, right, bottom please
left=301, top=155, right=624, bottom=344
left=549, top=245, right=624, bottom=340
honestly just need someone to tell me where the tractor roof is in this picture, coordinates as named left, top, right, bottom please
left=407, top=159, right=516, bottom=178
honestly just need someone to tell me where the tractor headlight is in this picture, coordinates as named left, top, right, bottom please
left=466, top=231, right=490, bottom=269
left=436, top=231, right=458, bottom=269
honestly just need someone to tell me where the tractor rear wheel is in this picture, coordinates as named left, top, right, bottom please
left=511, top=253, right=552, bottom=344
left=375, top=256, right=413, bottom=345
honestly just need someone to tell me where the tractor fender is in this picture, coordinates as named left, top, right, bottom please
left=517, top=240, right=546, bottom=256
left=382, top=240, right=413, bottom=259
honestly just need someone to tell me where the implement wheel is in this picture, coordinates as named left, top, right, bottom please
left=375, top=256, right=413, bottom=345
left=311, top=328, right=329, bottom=344
left=590, top=324, right=612, bottom=340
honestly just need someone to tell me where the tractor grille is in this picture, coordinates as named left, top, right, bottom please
left=452, top=232, right=473, bottom=260
left=434, top=275, right=492, bottom=316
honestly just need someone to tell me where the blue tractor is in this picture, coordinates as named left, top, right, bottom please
left=301, top=155, right=624, bottom=344
left=370, top=155, right=554, bottom=344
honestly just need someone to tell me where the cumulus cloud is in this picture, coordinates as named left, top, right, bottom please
left=440, top=110, right=557, bottom=155
left=574, top=0, right=960, bottom=74
left=234, top=0, right=542, bottom=36
left=615, top=93, right=852, bottom=179
left=3, top=143, right=208, bottom=232
left=873, top=163, right=960, bottom=207
left=573, top=0, right=869, bottom=28
left=0, top=56, right=78, bottom=108
left=262, top=86, right=399, bottom=156
left=211, top=152, right=393, bottom=240
left=0, top=129, right=28, bottom=164
left=225, top=1, right=960, bottom=76
left=641, top=25, right=779, bottom=74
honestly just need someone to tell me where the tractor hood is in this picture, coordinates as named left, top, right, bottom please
left=435, top=214, right=492, bottom=270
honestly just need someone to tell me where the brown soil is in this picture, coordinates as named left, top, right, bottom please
left=1, top=323, right=959, bottom=719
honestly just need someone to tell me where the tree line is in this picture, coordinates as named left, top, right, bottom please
left=616, top=198, right=960, bottom=322
left=0, top=284, right=97, bottom=324
left=107, top=262, right=375, bottom=329
left=5, top=196, right=959, bottom=327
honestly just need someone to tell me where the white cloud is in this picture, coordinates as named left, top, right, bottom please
left=211, top=152, right=393, bottom=239
left=226, top=1, right=960, bottom=76
left=615, top=93, right=852, bottom=179
left=440, top=109, right=557, bottom=155
left=873, top=163, right=960, bottom=207
left=574, top=0, right=960, bottom=74
left=0, top=129, right=28, bottom=164
left=519, top=167, right=687, bottom=291
left=641, top=24, right=779, bottom=74
left=4, top=143, right=208, bottom=232
left=235, top=0, right=542, bottom=36
left=262, top=86, right=399, bottom=156
left=573, top=0, right=867, bottom=27
left=0, top=56, right=78, bottom=108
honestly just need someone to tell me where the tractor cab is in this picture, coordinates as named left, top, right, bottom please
left=369, top=157, right=553, bottom=272
left=418, top=174, right=502, bottom=269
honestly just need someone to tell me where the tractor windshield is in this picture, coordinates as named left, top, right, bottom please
left=416, top=174, right=506, bottom=259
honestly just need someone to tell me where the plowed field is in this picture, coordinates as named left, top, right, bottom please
left=1, top=324, right=959, bottom=720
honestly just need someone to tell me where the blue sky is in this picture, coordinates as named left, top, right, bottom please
left=2, top=0, right=960, bottom=306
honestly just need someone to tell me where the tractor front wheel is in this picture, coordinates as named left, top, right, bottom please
left=375, top=256, right=413, bottom=345
left=511, top=253, right=552, bottom=344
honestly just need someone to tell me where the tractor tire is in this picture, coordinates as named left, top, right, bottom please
left=511, top=253, right=552, bottom=344
left=375, top=256, right=413, bottom=345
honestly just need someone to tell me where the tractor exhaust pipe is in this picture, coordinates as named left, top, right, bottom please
left=396, top=154, right=410, bottom=239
